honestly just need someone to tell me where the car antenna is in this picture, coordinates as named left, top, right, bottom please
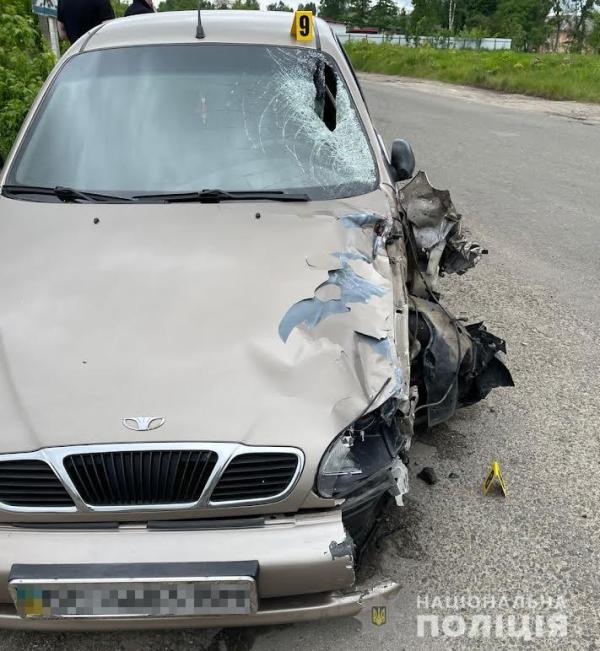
left=196, top=5, right=205, bottom=39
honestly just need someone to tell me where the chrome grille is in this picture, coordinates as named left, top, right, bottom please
left=64, top=450, right=217, bottom=506
left=210, top=453, right=299, bottom=502
left=0, top=444, right=303, bottom=512
left=0, top=460, right=74, bottom=507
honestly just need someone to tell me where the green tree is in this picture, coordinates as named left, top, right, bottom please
left=0, top=0, right=54, bottom=160
left=450, top=0, right=498, bottom=33
left=410, top=0, right=447, bottom=32
left=587, top=10, right=600, bottom=49
left=159, top=0, right=213, bottom=10
left=111, top=0, right=129, bottom=17
left=492, top=0, right=552, bottom=50
left=266, top=1, right=293, bottom=10
left=370, top=0, right=399, bottom=30
left=394, top=7, right=410, bottom=33
left=546, top=0, right=562, bottom=50
left=232, top=0, right=259, bottom=8
left=347, top=0, right=371, bottom=26
left=319, top=0, right=348, bottom=21
left=297, top=2, right=318, bottom=14
left=570, top=0, right=599, bottom=51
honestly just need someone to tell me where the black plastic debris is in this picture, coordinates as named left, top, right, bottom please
left=417, top=467, right=438, bottom=485
left=408, top=298, right=514, bottom=427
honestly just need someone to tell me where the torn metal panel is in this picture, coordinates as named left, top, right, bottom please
left=314, top=283, right=342, bottom=301
left=399, top=171, right=484, bottom=294
left=339, top=211, right=393, bottom=258
left=394, top=171, right=512, bottom=427
left=354, top=333, right=398, bottom=399
left=399, top=171, right=459, bottom=250
left=306, top=253, right=343, bottom=271
left=278, top=207, right=408, bottom=413
left=386, top=222, right=411, bottom=416
left=339, top=213, right=383, bottom=229
left=278, top=253, right=388, bottom=342
left=276, top=202, right=413, bottom=541
left=442, top=223, right=486, bottom=276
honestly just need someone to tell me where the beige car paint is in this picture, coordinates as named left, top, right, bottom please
left=0, top=511, right=354, bottom=602
left=0, top=11, right=407, bottom=626
left=0, top=189, right=406, bottom=521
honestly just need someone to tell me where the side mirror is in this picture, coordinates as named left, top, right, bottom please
left=390, top=139, right=415, bottom=182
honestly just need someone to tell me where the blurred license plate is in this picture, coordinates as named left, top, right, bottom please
left=9, top=563, right=258, bottom=619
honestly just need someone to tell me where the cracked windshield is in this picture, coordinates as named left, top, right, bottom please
left=9, top=44, right=378, bottom=200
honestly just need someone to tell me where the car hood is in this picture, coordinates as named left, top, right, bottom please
left=0, top=191, right=406, bottom=459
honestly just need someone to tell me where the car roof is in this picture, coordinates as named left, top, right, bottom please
left=82, top=10, right=338, bottom=53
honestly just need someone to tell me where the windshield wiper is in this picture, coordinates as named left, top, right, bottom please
left=2, top=185, right=132, bottom=203
left=132, top=189, right=310, bottom=203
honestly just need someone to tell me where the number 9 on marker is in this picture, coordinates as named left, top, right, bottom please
left=291, top=10, right=314, bottom=42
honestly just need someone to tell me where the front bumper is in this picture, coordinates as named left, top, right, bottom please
left=0, top=509, right=398, bottom=629
left=0, top=580, right=399, bottom=630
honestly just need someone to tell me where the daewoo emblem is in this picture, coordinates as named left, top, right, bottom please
left=123, top=417, right=165, bottom=432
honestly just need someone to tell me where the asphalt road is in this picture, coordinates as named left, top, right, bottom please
left=2, top=75, right=600, bottom=650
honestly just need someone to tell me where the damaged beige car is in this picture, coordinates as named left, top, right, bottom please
left=0, top=10, right=512, bottom=629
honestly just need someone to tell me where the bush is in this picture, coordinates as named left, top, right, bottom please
left=0, top=1, right=54, bottom=160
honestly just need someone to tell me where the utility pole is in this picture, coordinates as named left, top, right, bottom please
left=47, top=17, right=60, bottom=57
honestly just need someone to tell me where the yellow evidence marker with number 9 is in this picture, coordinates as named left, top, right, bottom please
left=290, top=10, right=314, bottom=42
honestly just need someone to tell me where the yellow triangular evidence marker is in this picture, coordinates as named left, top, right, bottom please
left=482, top=461, right=508, bottom=497
left=290, top=10, right=314, bottom=42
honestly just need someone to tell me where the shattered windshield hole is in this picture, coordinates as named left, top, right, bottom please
left=314, top=63, right=337, bottom=131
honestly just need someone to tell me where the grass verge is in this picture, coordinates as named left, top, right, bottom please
left=344, top=41, right=600, bottom=103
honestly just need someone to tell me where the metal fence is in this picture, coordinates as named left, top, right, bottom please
left=338, top=33, right=512, bottom=50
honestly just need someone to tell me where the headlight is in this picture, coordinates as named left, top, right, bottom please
left=316, top=401, right=403, bottom=499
